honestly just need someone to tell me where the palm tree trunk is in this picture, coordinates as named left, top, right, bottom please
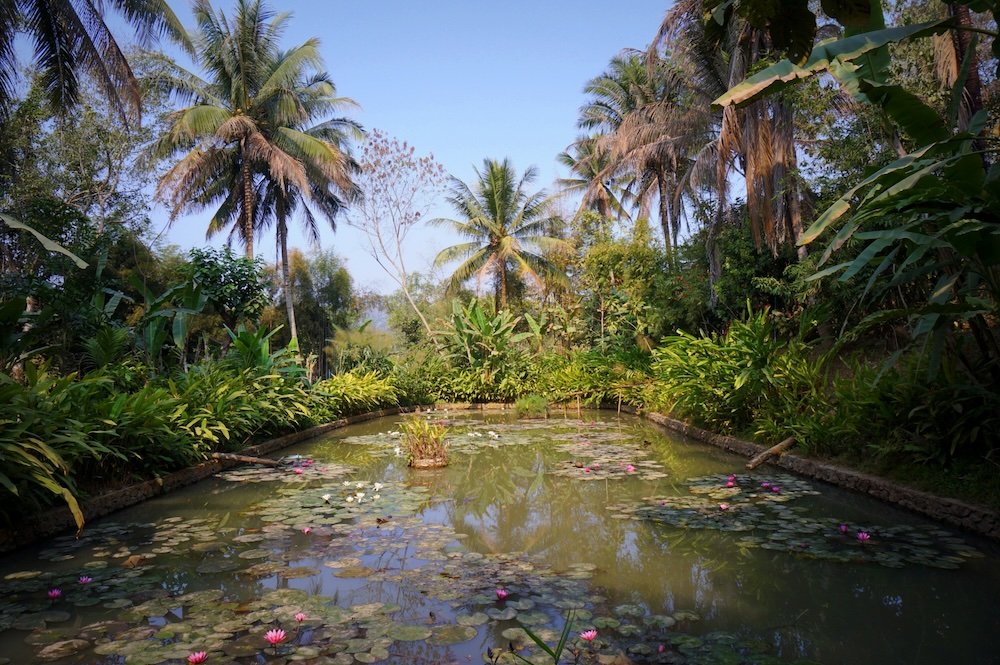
left=498, top=261, right=508, bottom=311
left=240, top=144, right=254, bottom=259
left=656, top=171, right=674, bottom=265
left=279, top=221, right=298, bottom=344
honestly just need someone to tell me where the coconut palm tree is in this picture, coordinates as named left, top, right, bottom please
left=148, top=0, right=359, bottom=263
left=557, top=135, right=630, bottom=222
left=0, top=0, right=190, bottom=119
left=576, top=52, right=699, bottom=253
left=432, top=158, right=568, bottom=311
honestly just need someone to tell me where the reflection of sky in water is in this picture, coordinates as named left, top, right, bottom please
left=0, top=411, right=997, bottom=665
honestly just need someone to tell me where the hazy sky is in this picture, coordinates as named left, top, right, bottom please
left=153, top=0, right=670, bottom=294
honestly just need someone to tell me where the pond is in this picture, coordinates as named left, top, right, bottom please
left=0, top=410, right=997, bottom=665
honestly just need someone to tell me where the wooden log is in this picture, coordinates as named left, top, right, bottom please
left=745, top=436, right=797, bottom=470
left=209, top=452, right=281, bottom=467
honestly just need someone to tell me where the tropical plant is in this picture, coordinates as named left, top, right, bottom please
left=0, top=0, right=190, bottom=118
left=399, top=415, right=447, bottom=466
left=432, top=158, right=569, bottom=310
left=312, top=371, right=399, bottom=417
left=513, top=394, right=548, bottom=418
left=716, top=0, right=1000, bottom=386
left=147, top=0, right=360, bottom=273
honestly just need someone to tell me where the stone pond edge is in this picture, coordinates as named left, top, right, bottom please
left=2, top=401, right=997, bottom=552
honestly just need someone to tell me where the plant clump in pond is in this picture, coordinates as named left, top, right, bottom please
left=401, top=415, right=449, bottom=467
left=607, top=473, right=983, bottom=568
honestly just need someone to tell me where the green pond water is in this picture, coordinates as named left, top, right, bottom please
left=1, top=411, right=998, bottom=665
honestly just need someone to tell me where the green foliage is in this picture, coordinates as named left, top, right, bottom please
left=435, top=299, right=534, bottom=402
left=513, top=394, right=549, bottom=418
left=400, top=415, right=448, bottom=464
left=188, top=247, right=270, bottom=329
left=535, top=350, right=650, bottom=407
left=312, top=372, right=399, bottom=419
left=648, top=307, right=821, bottom=433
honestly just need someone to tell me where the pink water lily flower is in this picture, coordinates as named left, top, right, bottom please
left=78, top=576, right=92, bottom=584
left=626, top=464, right=636, bottom=473
left=580, top=629, right=598, bottom=642
left=760, top=481, right=771, bottom=488
left=658, top=644, right=667, bottom=653
left=857, top=531, right=871, bottom=543
left=264, top=628, right=286, bottom=646
left=725, top=480, right=735, bottom=488
left=294, top=468, right=304, bottom=475
left=495, top=588, right=509, bottom=600
left=584, top=467, right=591, bottom=474
left=771, top=486, right=781, bottom=494
left=47, top=588, right=62, bottom=600
left=295, top=612, right=307, bottom=623
left=719, top=503, right=730, bottom=511
left=302, top=527, right=312, bottom=535
left=727, top=474, right=736, bottom=481
left=187, top=652, right=208, bottom=664
left=839, top=523, right=849, bottom=535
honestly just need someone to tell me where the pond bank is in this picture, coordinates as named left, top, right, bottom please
left=4, top=402, right=997, bottom=553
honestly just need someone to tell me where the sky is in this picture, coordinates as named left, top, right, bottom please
left=152, top=0, right=671, bottom=294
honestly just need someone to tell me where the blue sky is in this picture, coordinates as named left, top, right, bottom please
left=155, top=0, right=670, bottom=294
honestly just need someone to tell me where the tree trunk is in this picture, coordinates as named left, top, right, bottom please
left=948, top=3, right=984, bottom=131
left=240, top=145, right=254, bottom=259
left=279, top=221, right=298, bottom=344
left=497, top=260, right=508, bottom=311
left=656, top=171, right=674, bottom=265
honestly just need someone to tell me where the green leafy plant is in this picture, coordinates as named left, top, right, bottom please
left=495, top=610, right=577, bottom=665
left=400, top=416, right=447, bottom=466
left=513, top=394, right=549, bottom=418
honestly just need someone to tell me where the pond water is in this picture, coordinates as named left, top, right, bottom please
left=0, top=411, right=998, bottom=665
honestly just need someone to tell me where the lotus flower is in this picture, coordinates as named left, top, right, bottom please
left=264, top=628, right=286, bottom=647
left=302, top=527, right=312, bottom=535
left=839, top=523, right=849, bottom=535
left=78, top=576, right=92, bottom=584
left=580, top=629, right=598, bottom=642
left=295, top=612, right=307, bottom=623
left=495, top=588, right=509, bottom=600
left=857, top=531, right=871, bottom=543
left=187, top=652, right=208, bottom=664
left=626, top=464, right=636, bottom=473
left=47, top=588, right=62, bottom=600
left=719, top=503, right=730, bottom=511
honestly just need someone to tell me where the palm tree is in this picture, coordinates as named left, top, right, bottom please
left=432, top=158, right=568, bottom=311
left=0, top=0, right=190, bottom=119
left=557, top=135, right=630, bottom=222
left=650, top=0, right=805, bottom=259
left=148, top=0, right=358, bottom=262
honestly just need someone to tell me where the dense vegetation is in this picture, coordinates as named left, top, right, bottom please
left=1, top=0, right=999, bottom=531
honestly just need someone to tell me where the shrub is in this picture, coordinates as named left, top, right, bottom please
left=400, top=416, right=447, bottom=466
left=514, top=394, right=548, bottom=418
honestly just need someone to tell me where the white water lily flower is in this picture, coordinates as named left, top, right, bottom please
left=390, top=431, right=401, bottom=438
left=372, top=483, right=384, bottom=491
left=342, top=481, right=352, bottom=487
left=393, top=446, right=401, bottom=456
left=356, top=481, right=366, bottom=488
left=356, top=492, right=365, bottom=499
left=321, top=494, right=332, bottom=502
left=373, top=494, right=381, bottom=500
left=346, top=496, right=354, bottom=503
